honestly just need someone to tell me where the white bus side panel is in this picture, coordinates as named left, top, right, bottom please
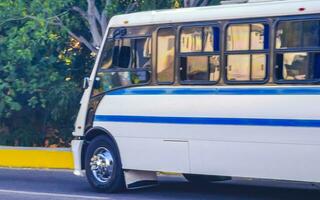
left=190, top=139, right=320, bottom=183
left=93, top=87, right=320, bottom=182
left=115, top=137, right=190, bottom=173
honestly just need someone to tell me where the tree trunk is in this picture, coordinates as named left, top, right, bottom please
left=184, top=0, right=211, bottom=7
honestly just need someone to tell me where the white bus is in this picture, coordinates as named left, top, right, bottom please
left=71, top=0, right=320, bottom=192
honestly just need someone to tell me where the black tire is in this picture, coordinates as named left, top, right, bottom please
left=85, top=135, right=125, bottom=193
left=183, top=174, right=231, bottom=184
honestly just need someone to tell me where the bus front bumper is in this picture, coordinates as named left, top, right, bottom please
left=71, top=139, right=84, bottom=176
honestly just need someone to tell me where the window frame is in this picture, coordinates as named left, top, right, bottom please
left=155, top=26, right=177, bottom=85
left=273, top=15, right=320, bottom=84
left=91, top=33, right=153, bottom=97
left=223, top=20, right=271, bottom=85
left=177, top=23, right=221, bottom=85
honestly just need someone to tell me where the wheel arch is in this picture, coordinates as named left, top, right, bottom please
left=81, top=127, right=122, bottom=170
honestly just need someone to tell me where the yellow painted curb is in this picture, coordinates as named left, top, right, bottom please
left=0, top=148, right=74, bottom=169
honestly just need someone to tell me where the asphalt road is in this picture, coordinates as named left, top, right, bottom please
left=0, top=168, right=319, bottom=200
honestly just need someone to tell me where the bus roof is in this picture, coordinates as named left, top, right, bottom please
left=108, top=0, right=320, bottom=28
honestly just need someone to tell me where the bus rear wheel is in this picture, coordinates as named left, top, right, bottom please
left=183, top=174, right=231, bottom=184
left=85, top=135, right=125, bottom=193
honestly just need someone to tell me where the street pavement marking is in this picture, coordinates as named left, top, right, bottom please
left=0, top=189, right=109, bottom=199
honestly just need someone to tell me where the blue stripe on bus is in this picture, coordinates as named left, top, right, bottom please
left=107, top=87, right=320, bottom=95
left=94, top=115, right=320, bottom=128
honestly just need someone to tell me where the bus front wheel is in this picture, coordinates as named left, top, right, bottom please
left=183, top=174, right=231, bottom=184
left=85, top=135, right=125, bottom=193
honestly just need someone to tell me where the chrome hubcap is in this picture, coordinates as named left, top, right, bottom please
left=90, top=147, right=114, bottom=183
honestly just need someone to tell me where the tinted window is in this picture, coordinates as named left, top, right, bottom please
left=251, top=24, right=265, bottom=50
left=179, top=26, right=220, bottom=84
left=94, top=37, right=151, bottom=95
left=134, top=38, right=151, bottom=68
left=251, top=54, right=267, bottom=80
left=275, top=52, right=320, bottom=81
left=157, top=28, right=175, bottom=83
left=203, top=27, right=214, bottom=52
left=227, top=54, right=250, bottom=81
left=225, top=23, right=268, bottom=83
left=94, top=71, right=150, bottom=95
left=227, top=23, right=267, bottom=51
left=112, top=39, right=132, bottom=68
left=276, top=20, right=320, bottom=49
left=180, top=56, right=220, bottom=82
left=275, top=19, right=320, bottom=83
left=100, top=40, right=114, bottom=70
left=227, top=24, right=250, bottom=51
left=180, top=27, right=202, bottom=53
left=180, top=26, right=219, bottom=53
left=227, top=54, right=266, bottom=81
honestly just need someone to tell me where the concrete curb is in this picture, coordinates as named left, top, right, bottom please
left=0, top=146, right=180, bottom=175
left=0, top=146, right=73, bottom=169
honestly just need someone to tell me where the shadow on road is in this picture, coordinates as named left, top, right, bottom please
left=125, top=177, right=320, bottom=200
left=0, top=168, right=319, bottom=200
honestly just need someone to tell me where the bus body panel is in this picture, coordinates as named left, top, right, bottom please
left=93, top=86, right=320, bottom=182
left=108, top=0, right=320, bottom=28
left=71, top=0, right=320, bottom=186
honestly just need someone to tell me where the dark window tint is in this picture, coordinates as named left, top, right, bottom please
left=157, top=28, right=175, bottom=83
left=112, top=39, right=132, bottom=68
left=100, top=40, right=114, bottom=70
left=275, top=52, right=320, bottom=81
left=180, top=56, right=220, bottom=82
left=94, top=37, right=152, bottom=95
left=227, top=23, right=267, bottom=51
left=276, top=20, right=320, bottom=49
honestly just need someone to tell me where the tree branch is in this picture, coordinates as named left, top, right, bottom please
left=100, top=0, right=112, bottom=36
left=200, top=0, right=210, bottom=6
left=125, top=2, right=139, bottom=13
left=184, top=0, right=209, bottom=7
left=71, top=6, right=88, bottom=21
left=191, top=0, right=200, bottom=7
left=93, top=5, right=101, bottom=23
left=184, top=0, right=190, bottom=7
left=67, top=29, right=98, bottom=53
left=100, top=10, right=108, bottom=36
left=87, top=0, right=103, bottom=47
left=53, top=17, right=98, bottom=53
left=0, top=16, right=29, bottom=26
left=25, top=15, right=97, bottom=53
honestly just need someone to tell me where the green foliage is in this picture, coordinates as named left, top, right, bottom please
left=0, top=0, right=83, bottom=146
left=105, top=0, right=172, bottom=15
left=0, top=0, right=221, bottom=147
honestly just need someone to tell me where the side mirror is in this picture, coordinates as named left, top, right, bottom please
left=83, top=77, right=90, bottom=89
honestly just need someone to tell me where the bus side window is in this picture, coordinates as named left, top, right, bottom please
left=112, top=39, right=132, bottom=68
left=275, top=19, right=320, bottom=83
left=93, top=37, right=152, bottom=96
left=100, top=40, right=115, bottom=70
left=134, top=38, right=151, bottom=69
left=157, top=28, right=175, bottom=83
left=225, top=23, right=269, bottom=83
left=179, top=26, right=220, bottom=83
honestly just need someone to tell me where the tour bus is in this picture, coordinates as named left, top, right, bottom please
left=71, top=0, right=320, bottom=192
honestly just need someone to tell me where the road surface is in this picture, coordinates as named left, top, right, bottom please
left=0, top=168, right=319, bottom=200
